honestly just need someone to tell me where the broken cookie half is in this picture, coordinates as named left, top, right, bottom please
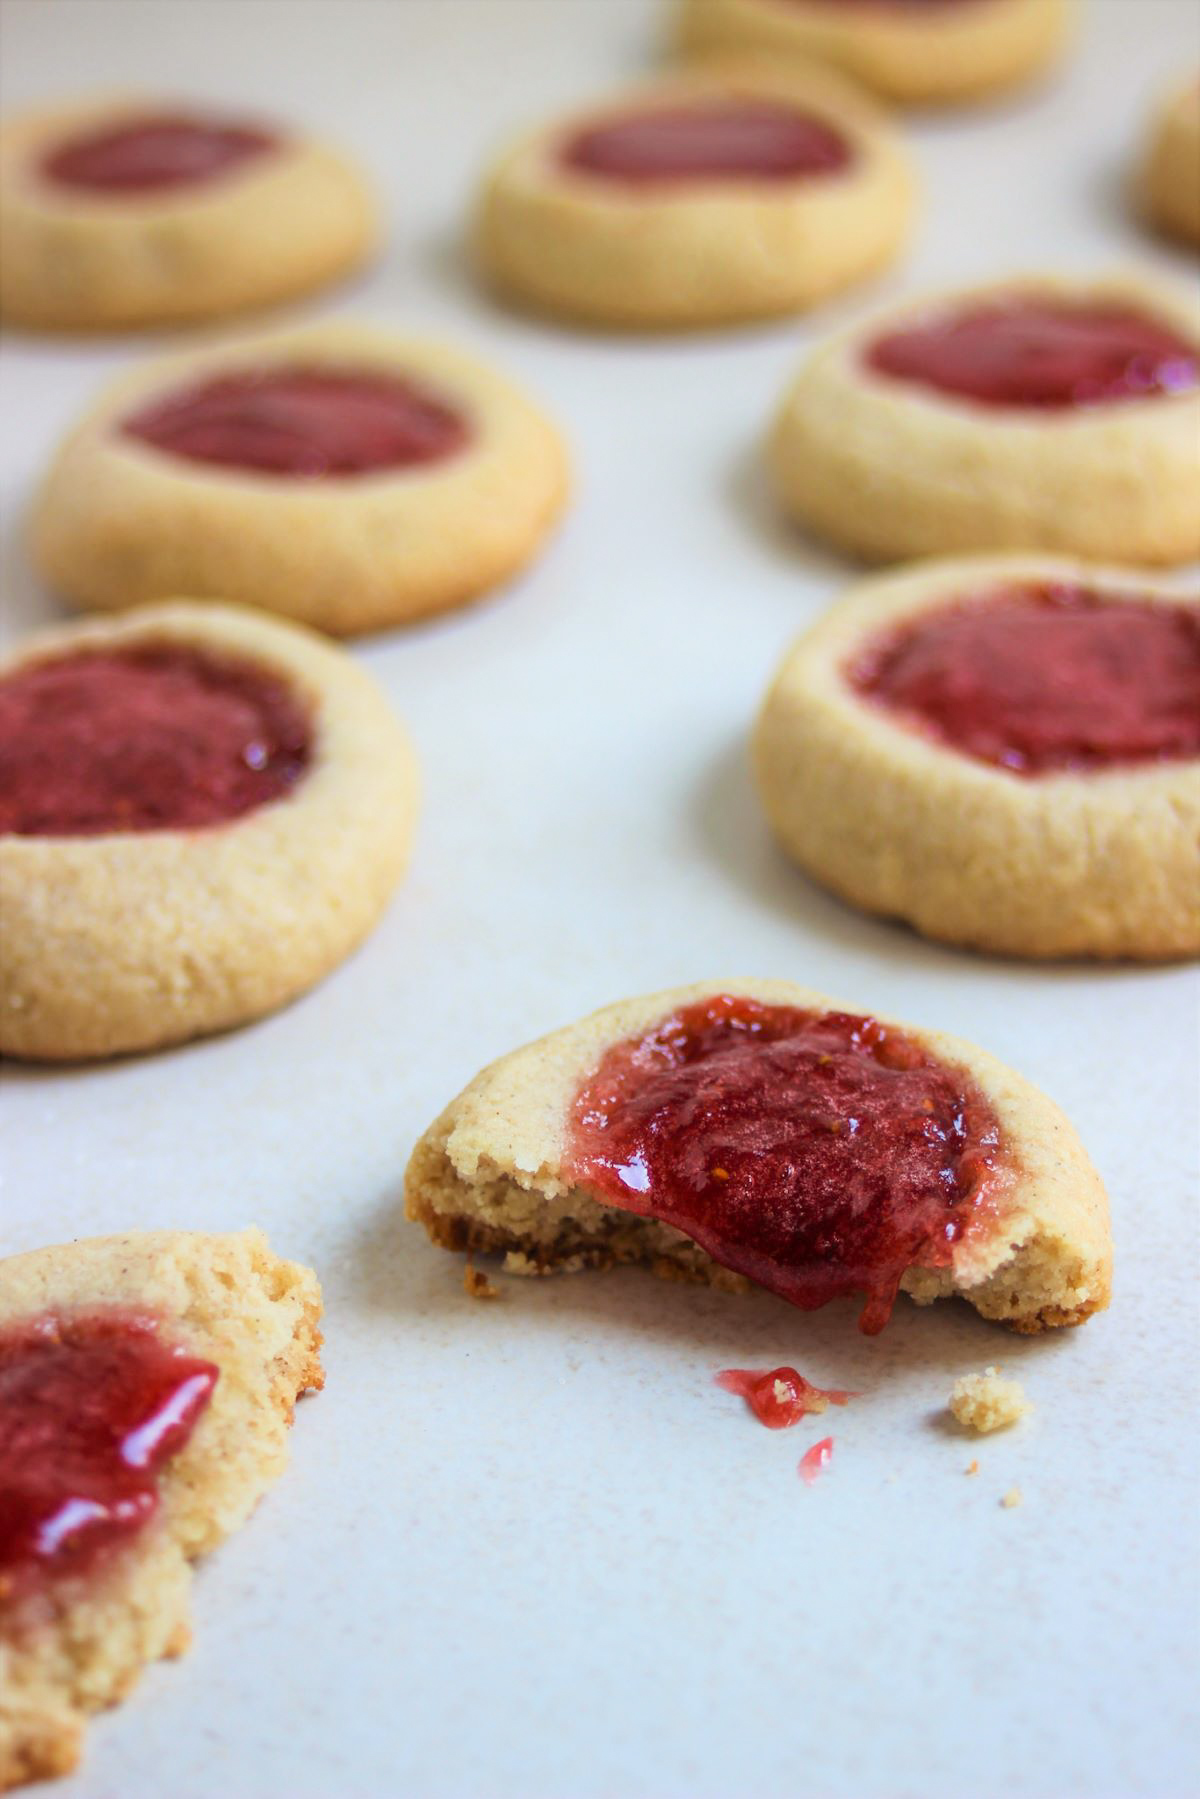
left=406, top=980, right=1111, bottom=1336
left=0, top=1229, right=322, bottom=1791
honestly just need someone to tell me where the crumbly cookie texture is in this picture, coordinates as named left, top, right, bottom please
left=753, top=554, right=1200, bottom=961
left=675, top=0, right=1073, bottom=106
left=1140, top=80, right=1200, bottom=247
left=0, top=93, right=375, bottom=330
left=0, top=601, right=419, bottom=1061
left=949, top=1368, right=1031, bottom=1434
left=405, top=979, right=1112, bottom=1335
left=0, top=1229, right=322, bottom=1791
left=768, top=273, right=1200, bottom=567
left=31, top=323, right=569, bottom=635
left=475, top=61, right=914, bottom=329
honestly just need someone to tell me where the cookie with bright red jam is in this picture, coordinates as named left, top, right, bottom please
left=0, top=644, right=312, bottom=836
left=39, top=112, right=279, bottom=194
left=568, top=993, right=1004, bottom=1334
left=865, top=295, right=1200, bottom=410
left=0, top=1311, right=217, bottom=1604
left=850, top=583, right=1200, bottom=775
left=121, top=366, right=471, bottom=479
left=560, top=99, right=852, bottom=185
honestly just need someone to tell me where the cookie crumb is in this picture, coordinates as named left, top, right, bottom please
left=965, top=1459, right=979, bottom=1476
left=1001, top=1486, right=1023, bottom=1509
left=463, top=1262, right=500, bottom=1301
left=949, top=1367, right=1030, bottom=1434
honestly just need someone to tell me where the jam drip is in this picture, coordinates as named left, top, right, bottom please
left=865, top=295, right=1199, bottom=410
left=41, top=112, right=278, bottom=193
left=851, top=583, right=1200, bottom=775
left=0, top=645, right=312, bottom=837
left=122, top=367, right=471, bottom=478
left=0, top=1311, right=217, bottom=1603
left=561, top=99, right=851, bottom=185
left=716, top=1366, right=856, bottom=1429
left=798, top=1438, right=834, bottom=1486
left=569, top=994, right=1003, bottom=1334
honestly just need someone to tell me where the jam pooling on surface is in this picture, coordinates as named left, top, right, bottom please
left=798, top=1438, right=834, bottom=1486
left=40, top=112, right=278, bottom=193
left=864, top=295, right=1200, bottom=410
left=0, top=1312, right=217, bottom=1602
left=716, top=1366, right=856, bottom=1429
left=568, top=994, right=1004, bottom=1335
left=851, top=583, right=1200, bottom=776
left=122, top=366, right=471, bottom=479
left=0, top=644, right=312, bottom=836
left=560, top=99, right=852, bottom=186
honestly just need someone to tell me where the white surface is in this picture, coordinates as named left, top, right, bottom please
left=2, top=3, right=1199, bottom=1796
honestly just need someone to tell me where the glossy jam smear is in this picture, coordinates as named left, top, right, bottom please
left=0, top=1312, right=217, bottom=1602
left=40, top=112, right=278, bottom=193
left=122, top=366, right=471, bottom=479
left=569, top=994, right=1003, bottom=1334
left=561, top=98, right=851, bottom=185
left=0, top=645, right=312, bottom=836
left=851, top=583, right=1200, bottom=775
left=798, top=1438, right=834, bottom=1486
left=716, top=1366, right=856, bottom=1429
left=865, top=295, right=1199, bottom=410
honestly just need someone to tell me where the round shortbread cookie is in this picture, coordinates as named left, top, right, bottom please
left=1140, top=78, right=1200, bottom=248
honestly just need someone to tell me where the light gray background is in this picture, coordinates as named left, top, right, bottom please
left=1, top=3, right=1198, bottom=1796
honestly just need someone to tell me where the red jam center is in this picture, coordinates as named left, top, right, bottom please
left=121, top=367, right=471, bottom=479
left=0, top=1312, right=217, bottom=1603
left=0, top=645, right=312, bottom=837
left=851, top=583, right=1200, bottom=776
left=40, top=112, right=278, bottom=193
left=865, top=296, right=1200, bottom=410
left=716, top=1366, right=856, bottom=1429
left=569, top=995, right=1003, bottom=1335
left=561, top=99, right=851, bottom=185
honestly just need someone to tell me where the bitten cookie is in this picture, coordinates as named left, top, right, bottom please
left=405, top=979, right=1112, bottom=1336
left=0, top=601, right=418, bottom=1061
left=768, top=273, right=1200, bottom=565
left=0, top=93, right=375, bottom=330
left=753, top=555, right=1200, bottom=959
left=31, top=323, right=570, bottom=634
left=1140, top=78, right=1200, bottom=248
left=475, top=61, right=914, bottom=329
left=0, top=1228, right=322, bottom=1791
left=675, top=0, right=1073, bottom=107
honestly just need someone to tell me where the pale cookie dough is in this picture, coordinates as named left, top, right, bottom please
left=1140, top=78, right=1200, bottom=248
left=405, top=978, right=1112, bottom=1335
left=768, top=273, right=1200, bottom=566
left=475, top=62, right=914, bottom=329
left=0, top=1229, right=322, bottom=1791
left=0, top=601, right=419, bottom=1061
left=675, top=0, right=1073, bottom=107
left=0, top=93, right=375, bottom=331
left=753, top=556, right=1200, bottom=960
left=31, top=323, right=570, bottom=635
left=949, top=1367, right=1030, bottom=1432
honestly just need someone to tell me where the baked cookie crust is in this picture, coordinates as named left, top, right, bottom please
left=0, top=1228, right=322, bottom=1791
left=1140, top=79, right=1200, bottom=248
left=30, top=323, right=570, bottom=635
left=405, top=978, right=1112, bottom=1334
left=475, top=62, right=914, bottom=329
left=768, top=273, right=1200, bottom=566
left=0, top=93, right=376, bottom=331
left=0, top=601, right=419, bottom=1061
left=753, top=555, right=1200, bottom=960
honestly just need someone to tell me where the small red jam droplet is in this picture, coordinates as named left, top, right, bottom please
left=122, top=367, right=471, bottom=479
left=851, top=583, right=1200, bottom=776
left=0, top=645, right=312, bottom=837
left=0, top=1312, right=217, bottom=1603
left=799, top=1437, right=834, bottom=1486
left=561, top=99, right=851, bottom=185
left=568, top=995, right=1004, bottom=1335
left=716, top=1366, right=856, bottom=1429
left=865, top=295, right=1199, bottom=410
left=40, top=112, right=278, bottom=193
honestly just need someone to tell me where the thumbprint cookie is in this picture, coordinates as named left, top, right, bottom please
left=1140, top=78, right=1200, bottom=248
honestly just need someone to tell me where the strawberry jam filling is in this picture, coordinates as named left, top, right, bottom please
left=40, top=112, right=278, bottom=193
left=0, top=1311, right=217, bottom=1603
left=716, top=1366, right=856, bottom=1429
left=122, top=367, right=471, bottom=478
left=569, top=994, right=1004, bottom=1335
left=850, top=583, right=1200, bottom=775
left=561, top=98, right=851, bottom=185
left=865, top=295, right=1199, bottom=410
left=0, top=645, right=311, bottom=836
